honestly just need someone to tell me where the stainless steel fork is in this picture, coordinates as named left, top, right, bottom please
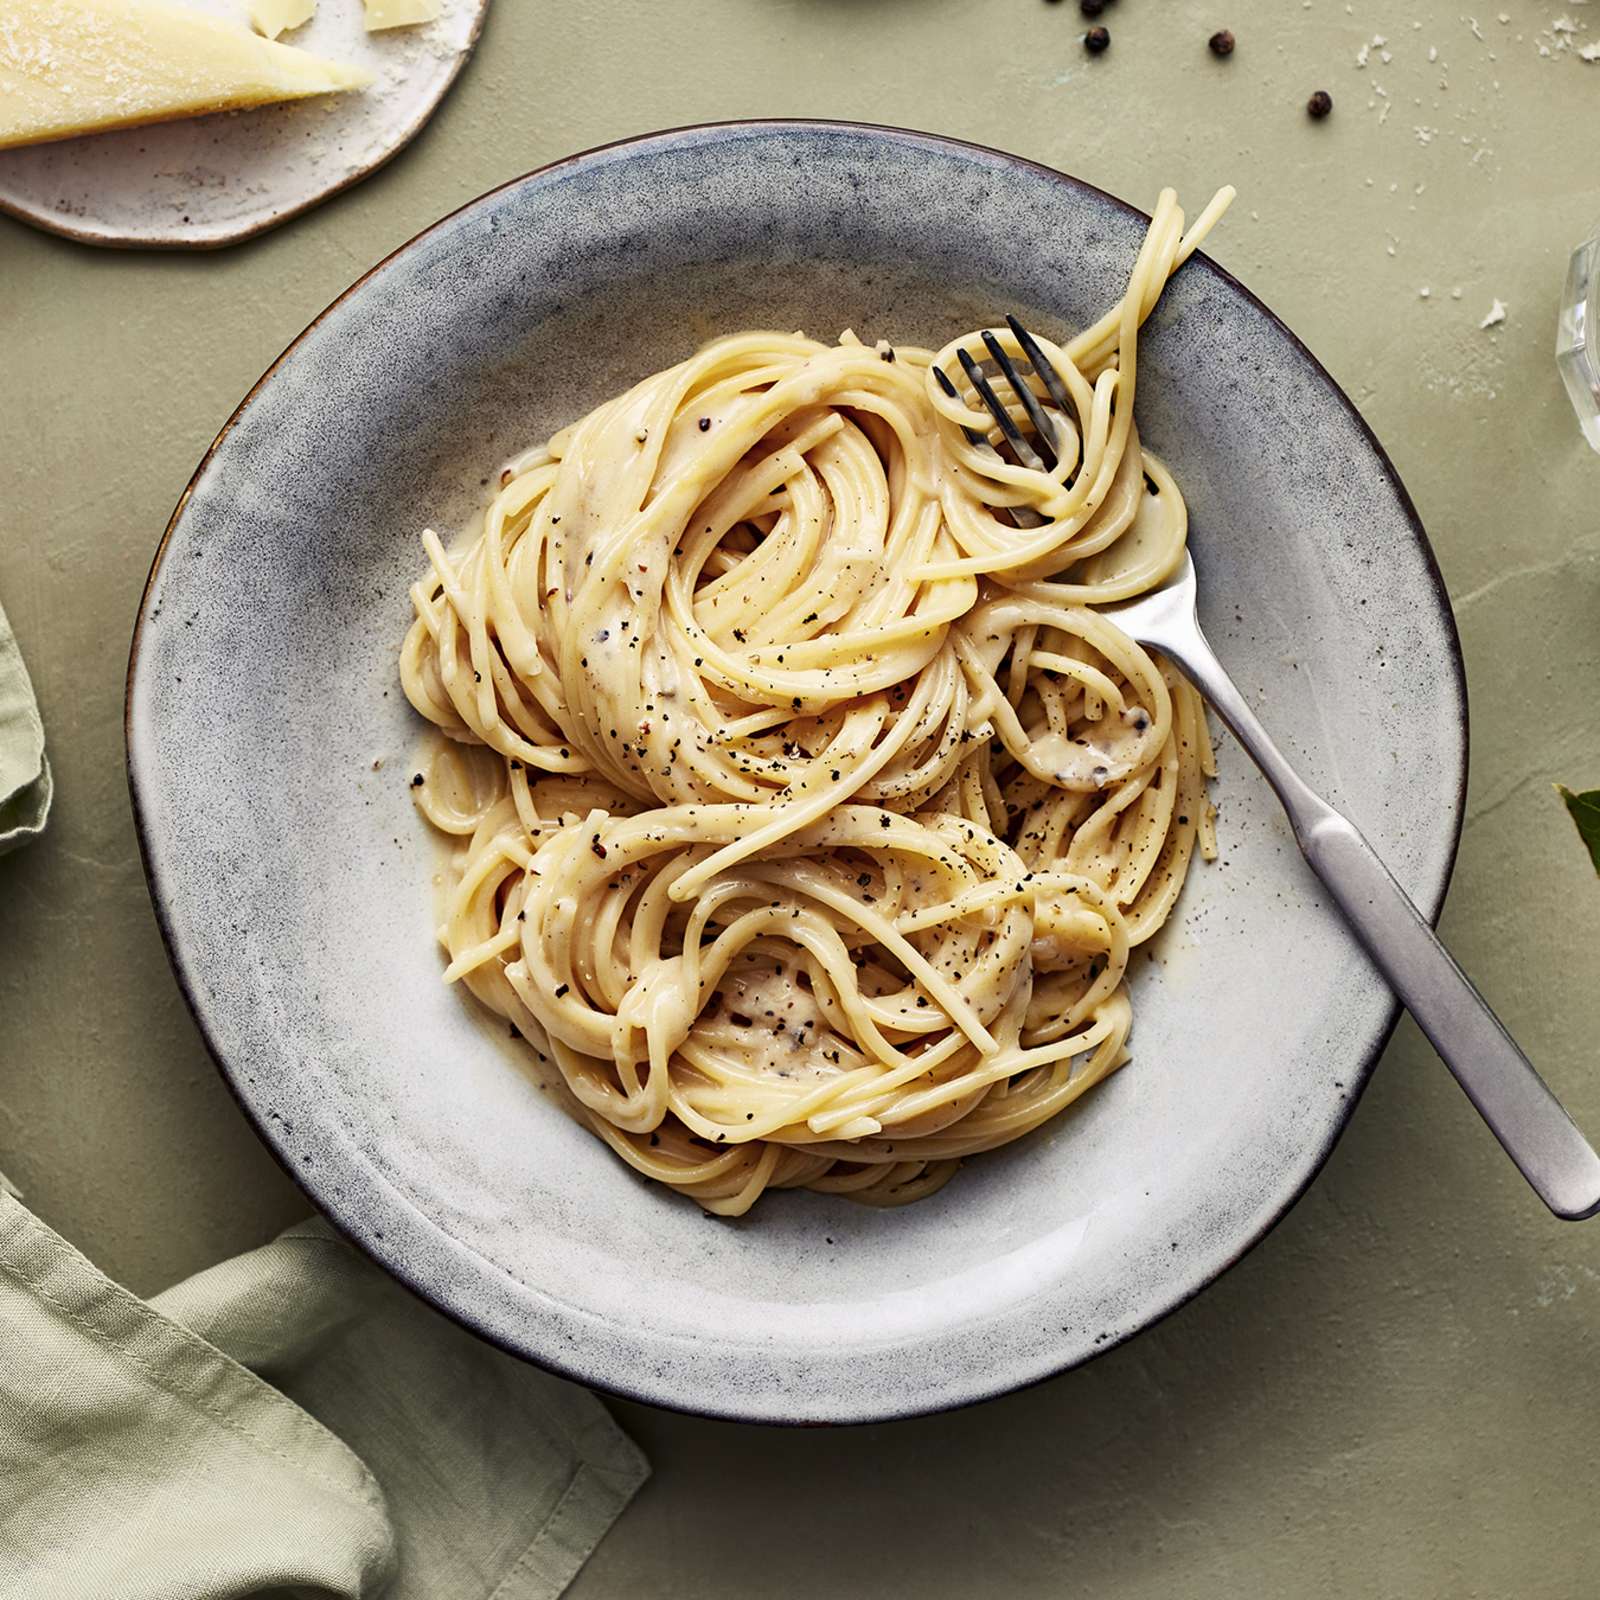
left=940, top=325, right=1600, bottom=1220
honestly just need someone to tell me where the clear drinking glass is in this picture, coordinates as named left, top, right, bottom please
left=1558, top=226, right=1600, bottom=454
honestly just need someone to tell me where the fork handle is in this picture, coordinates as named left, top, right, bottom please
left=1165, top=627, right=1600, bottom=1221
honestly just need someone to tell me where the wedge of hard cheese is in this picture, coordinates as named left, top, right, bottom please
left=0, top=0, right=373, bottom=151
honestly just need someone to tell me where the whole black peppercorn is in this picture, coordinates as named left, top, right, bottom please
left=1080, top=0, right=1105, bottom=14
left=1307, top=88, right=1333, bottom=118
left=1084, top=24, right=1110, bottom=52
left=1209, top=29, right=1234, bottom=56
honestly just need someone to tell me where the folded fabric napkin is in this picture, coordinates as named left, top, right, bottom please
left=0, top=601, right=647, bottom=1597
left=0, top=1204, right=648, bottom=1598
left=0, top=597, right=52, bottom=854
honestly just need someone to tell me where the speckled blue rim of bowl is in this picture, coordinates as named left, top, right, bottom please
left=126, top=120, right=1467, bottom=1425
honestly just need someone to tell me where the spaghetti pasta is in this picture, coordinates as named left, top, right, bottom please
left=400, top=186, right=1231, bottom=1215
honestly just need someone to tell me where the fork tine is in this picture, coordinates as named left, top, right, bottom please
left=956, top=347, right=1049, bottom=473
left=932, top=363, right=985, bottom=445
left=1005, top=316, right=1073, bottom=414
left=980, top=330, right=1058, bottom=470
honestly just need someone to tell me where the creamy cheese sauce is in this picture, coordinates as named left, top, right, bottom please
left=401, top=184, right=1232, bottom=1215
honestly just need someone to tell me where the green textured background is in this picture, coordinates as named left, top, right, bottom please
left=3, top=2, right=1599, bottom=1594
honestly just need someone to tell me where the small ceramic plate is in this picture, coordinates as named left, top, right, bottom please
left=127, top=123, right=1466, bottom=1423
left=0, top=0, right=488, bottom=249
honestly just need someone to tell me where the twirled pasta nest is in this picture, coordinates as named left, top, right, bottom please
left=400, top=187, right=1228, bottom=1215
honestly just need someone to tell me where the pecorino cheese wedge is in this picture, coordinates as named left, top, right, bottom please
left=0, top=0, right=371, bottom=151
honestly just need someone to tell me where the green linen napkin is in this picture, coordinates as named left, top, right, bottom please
left=0, top=597, right=52, bottom=854
left=0, top=602, right=648, bottom=1597
left=0, top=1203, right=649, bottom=1598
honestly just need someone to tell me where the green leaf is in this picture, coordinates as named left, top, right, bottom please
left=1556, top=786, right=1600, bottom=876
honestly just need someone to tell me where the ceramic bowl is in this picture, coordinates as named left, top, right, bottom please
left=127, top=122, right=1466, bottom=1423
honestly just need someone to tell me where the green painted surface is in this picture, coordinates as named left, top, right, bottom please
left=2, top=2, right=1598, bottom=1593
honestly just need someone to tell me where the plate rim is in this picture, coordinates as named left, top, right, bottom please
left=0, top=0, right=491, bottom=252
left=124, top=118, right=1470, bottom=1423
